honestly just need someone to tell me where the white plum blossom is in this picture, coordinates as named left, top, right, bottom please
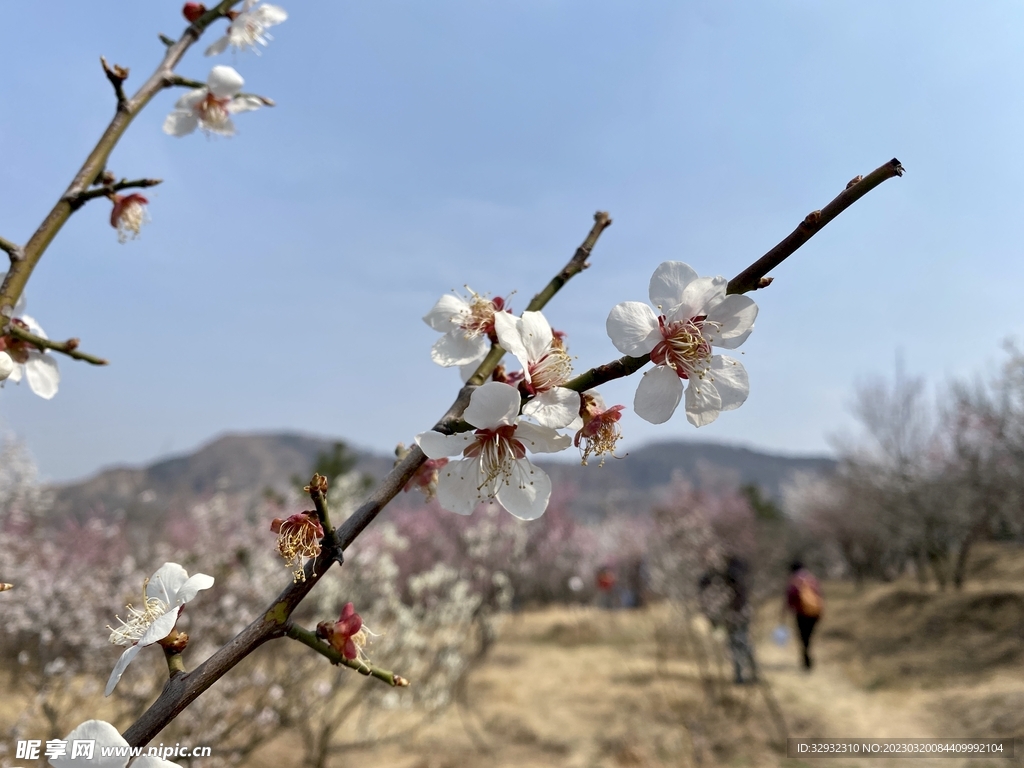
left=105, top=563, right=214, bottom=696
left=0, top=274, right=60, bottom=398
left=494, top=310, right=580, bottom=429
left=162, top=66, right=264, bottom=137
left=423, top=289, right=507, bottom=369
left=50, top=720, right=181, bottom=767
left=606, top=261, right=757, bottom=426
left=205, top=0, right=287, bottom=56
left=415, top=381, right=570, bottom=520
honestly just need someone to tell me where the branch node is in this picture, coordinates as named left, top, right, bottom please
left=802, top=210, right=822, bottom=227
left=846, top=175, right=863, bottom=189
left=100, top=56, right=129, bottom=108
left=0, top=237, right=25, bottom=264
left=159, top=33, right=176, bottom=47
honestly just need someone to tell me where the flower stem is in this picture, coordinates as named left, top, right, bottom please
left=285, top=623, right=410, bottom=687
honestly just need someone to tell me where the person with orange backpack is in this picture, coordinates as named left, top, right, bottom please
left=783, top=559, right=823, bottom=670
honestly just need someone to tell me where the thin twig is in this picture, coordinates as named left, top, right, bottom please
left=6, top=324, right=108, bottom=365
left=561, top=158, right=905, bottom=394
left=526, top=211, right=612, bottom=311
left=0, top=236, right=24, bottom=263
left=100, top=56, right=129, bottom=110
left=67, top=178, right=163, bottom=211
left=285, top=623, right=409, bottom=687
left=727, top=158, right=904, bottom=295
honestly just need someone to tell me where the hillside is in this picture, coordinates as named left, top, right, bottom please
left=49, top=431, right=835, bottom=521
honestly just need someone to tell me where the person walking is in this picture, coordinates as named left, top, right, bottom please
left=700, top=555, right=758, bottom=684
left=783, top=560, right=823, bottom=670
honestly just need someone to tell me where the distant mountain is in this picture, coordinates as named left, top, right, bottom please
left=49, top=432, right=835, bottom=521
left=538, top=441, right=836, bottom=519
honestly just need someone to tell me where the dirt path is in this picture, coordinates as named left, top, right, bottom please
left=757, top=621, right=1006, bottom=768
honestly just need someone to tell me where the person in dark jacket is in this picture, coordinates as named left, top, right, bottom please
left=783, top=559, right=823, bottom=670
left=699, top=555, right=757, bottom=684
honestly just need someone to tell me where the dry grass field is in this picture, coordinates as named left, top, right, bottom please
left=244, top=543, right=1024, bottom=768
left=6, top=543, right=1024, bottom=767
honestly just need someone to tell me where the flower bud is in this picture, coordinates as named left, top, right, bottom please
left=182, top=2, right=206, bottom=22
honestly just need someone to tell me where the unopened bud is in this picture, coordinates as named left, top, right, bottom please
left=182, top=2, right=206, bottom=22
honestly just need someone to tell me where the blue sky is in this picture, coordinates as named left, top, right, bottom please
left=3, top=2, right=1023, bottom=482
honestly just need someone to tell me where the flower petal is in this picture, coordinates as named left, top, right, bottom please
left=705, top=294, right=758, bottom=349
left=415, top=430, right=474, bottom=459
left=709, top=355, right=749, bottom=411
left=24, top=351, right=59, bottom=399
left=173, top=89, right=207, bottom=110
left=518, top=311, right=554, bottom=362
left=459, top=350, right=489, bottom=382
left=423, top=294, right=468, bottom=330
left=515, top=420, right=572, bottom=454
left=671, top=276, right=725, bottom=322
left=174, top=572, right=215, bottom=606
left=147, top=563, right=189, bottom=604
left=606, top=301, right=660, bottom=356
left=496, top=460, right=551, bottom=520
left=648, top=261, right=698, bottom=313
left=131, top=756, right=184, bottom=768
left=104, top=644, right=143, bottom=698
left=685, top=378, right=723, bottom=427
left=435, top=458, right=490, bottom=515
left=0, top=351, right=15, bottom=381
left=430, top=331, right=488, bottom=367
left=256, top=4, right=288, bottom=24
left=204, top=36, right=230, bottom=57
left=138, top=606, right=182, bottom=647
left=163, top=110, right=200, bottom=137
left=51, top=720, right=129, bottom=766
left=522, top=388, right=581, bottom=430
left=463, top=381, right=520, bottom=429
left=207, top=65, right=244, bottom=97
left=227, top=95, right=264, bottom=114
left=493, top=311, right=530, bottom=376
left=633, top=365, right=683, bottom=424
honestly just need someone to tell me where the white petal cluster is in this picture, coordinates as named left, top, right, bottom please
left=415, top=382, right=570, bottom=520
left=50, top=720, right=180, bottom=767
left=163, top=66, right=264, bottom=137
left=205, top=0, right=288, bottom=56
left=105, top=563, right=214, bottom=696
left=494, top=310, right=580, bottom=429
left=423, top=289, right=503, bottom=370
left=606, top=261, right=757, bottom=426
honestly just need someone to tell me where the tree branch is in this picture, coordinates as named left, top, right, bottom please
left=0, top=0, right=243, bottom=319
left=726, top=158, right=904, bottom=295
left=525, top=211, right=612, bottom=311
left=6, top=324, right=108, bottom=365
left=67, top=178, right=163, bottom=211
left=561, top=159, right=905, bottom=394
left=0, top=236, right=24, bottom=264
left=284, top=623, right=410, bottom=687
